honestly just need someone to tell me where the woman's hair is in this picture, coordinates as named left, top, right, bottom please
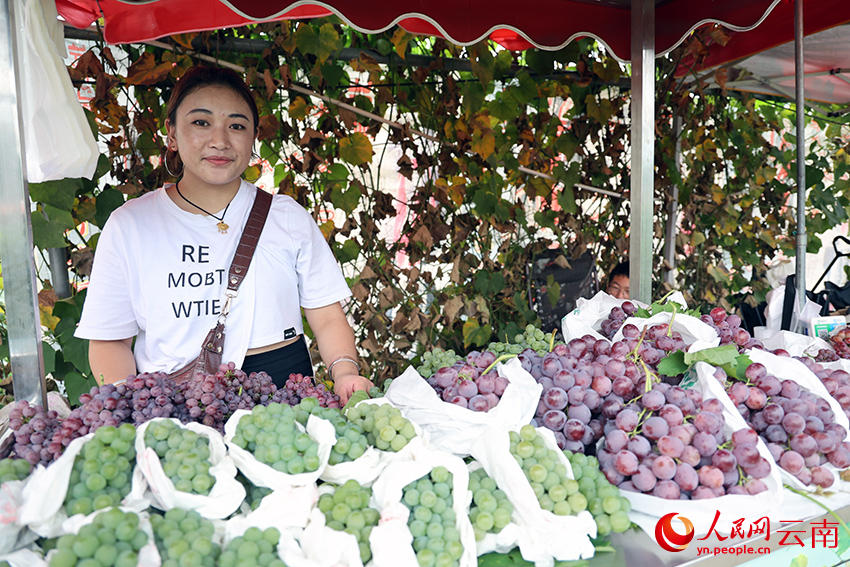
left=166, top=66, right=259, bottom=134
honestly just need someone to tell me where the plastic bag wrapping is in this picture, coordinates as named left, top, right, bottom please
left=466, top=461, right=521, bottom=556
left=18, top=432, right=148, bottom=538
left=756, top=283, right=823, bottom=340
left=369, top=444, right=477, bottom=567
left=0, top=548, right=44, bottom=567
left=469, top=427, right=596, bottom=567
left=277, top=496, right=363, bottom=567
left=135, top=418, right=245, bottom=519
left=383, top=360, right=541, bottom=458
left=624, top=361, right=784, bottom=537
left=15, top=0, right=99, bottom=182
left=0, top=479, right=30, bottom=555
left=34, top=507, right=161, bottom=567
left=759, top=330, right=832, bottom=357
left=228, top=483, right=318, bottom=536
left=743, top=349, right=850, bottom=499
left=561, top=291, right=690, bottom=342
left=610, top=312, right=720, bottom=354
left=224, top=411, right=335, bottom=489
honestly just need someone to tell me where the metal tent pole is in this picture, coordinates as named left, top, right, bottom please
left=630, top=0, right=655, bottom=303
left=0, top=0, right=48, bottom=407
left=795, top=0, right=807, bottom=328
left=663, top=115, right=682, bottom=285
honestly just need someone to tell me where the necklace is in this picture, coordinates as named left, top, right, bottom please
left=175, top=182, right=231, bottom=234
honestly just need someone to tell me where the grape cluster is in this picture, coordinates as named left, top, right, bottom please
left=346, top=403, right=416, bottom=452
left=510, top=425, right=589, bottom=515
left=0, top=457, right=31, bottom=484
left=728, top=362, right=843, bottom=488
left=601, top=382, right=771, bottom=499
left=367, top=378, right=394, bottom=399
left=699, top=307, right=764, bottom=351
left=564, top=451, right=631, bottom=536
left=7, top=400, right=62, bottom=466
left=402, top=466, right=464, bottom=567
left=177, top=368, right=241, bottom=434
left=417, top=349, right=463, bottom=379
left=236, top=473, right=271, bottom=511
left=151, top=507, right=220, bottom=567
left=64, top=424, right=137, bottom=517
left=231, top=403, right=321, bottom=475
left=220, top=527, right=285, bottom=567
left=467, top=467, right=513, bottom=541
left=818, top=328, right=850, bottom=360
left=599, top=301, right=639, bottom=339
left=49, top=508, right=147, bottom=567
left=145, top=420, right=215, bottom=495
left=487, top=324, right=554, bottom=357
left=796, top=357, right=850, bottom=421
left=123, top=373, right=180, bottom=424
left=426, top=351, right=510, bottom=412
left=318, top=479, right=380, bottom=563
left=276, top=373, right=340, bottom=408
left=292, top=402, right=369, bottom=465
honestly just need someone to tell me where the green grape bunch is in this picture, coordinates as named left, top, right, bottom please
left=418, top=349, right=463, bottom=379
left=231, top=403, right=321, bottom=475
left=236, top=473, right=272, bottom=511
left=0, top=457, right=31, bottom=485
left=292, top=402, right=370, bottom=465
left=220, top=527, right=285, bottom=567
left=468, top=467, right=513, bottom=540
left=487, top=325, right=559, bottom=358
left=151, top=507, right=221, bottom=567
left=144, top=420, right=216, bottom=495
left=318, top=479, right=381, bottom=563
left=564, top=451, right=632, bottom=537
left=65, top=423, right=137, bottom=517
left=346, top=403, right=417, bottom=452
left=49, top=508, right=149, bottom=567
left=402, top=466, right=464, bottom=567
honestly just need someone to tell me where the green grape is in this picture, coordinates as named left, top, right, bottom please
left=347, top=403, right=415, bottom=452
left=235, top=403, right=319, bottom=474
left=564, top=450, right=631, bottom=535
left=0, top=457, right=31, bottom=484
left=403, top=467, right=461, bottom=567
left=467, top=467, right=513, bottom=540
left=65, top=425, right=136, bottom=515
left=50, top=509, right=146, bottom=567
left=319, top=480, right=380, bottom=563
left=223, top=527, right=281, bottom=566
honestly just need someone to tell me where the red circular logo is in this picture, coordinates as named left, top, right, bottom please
left=655, top=512, right=695, bottom=552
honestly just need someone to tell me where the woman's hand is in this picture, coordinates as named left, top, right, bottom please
left=333, top=374, right=374, bottom=405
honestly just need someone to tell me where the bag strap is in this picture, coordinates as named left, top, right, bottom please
left=781, top=274, right=797, bottom=332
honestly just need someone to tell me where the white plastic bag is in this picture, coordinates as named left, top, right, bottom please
left=0, top=479, right=30, bottom=555
left=758, top=330, right=832, bottom=357
left=228, top=483, right=318, bottom=534
left=0, top=548, right=45, bottom=567
left=15, top=0, right=99, bottom=182
left=369, top=444, right=477, bottom=567
left=384, top=359, right=541, bottom=458
left=19, top=432, right=148, bottom=538
left=135, top=418, right=245, bottom=519
left=279, top=501, right=362, bottom=567
left=466, top=461, right=521, bottom=556
left=469, top=426, right=596, bottom=567
left=759, top=284, right=823, bottom=338
left=624, top=361, right=784, bottom=537
left=610, top=311, right=720, bottom=354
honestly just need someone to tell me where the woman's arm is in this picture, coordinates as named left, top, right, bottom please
left=89, top=338, right=136, bottom=384
left=304, top=302, right=373, bottom=403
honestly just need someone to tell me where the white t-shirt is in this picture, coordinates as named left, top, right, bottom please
left=75, top=180, right=352, bottom=373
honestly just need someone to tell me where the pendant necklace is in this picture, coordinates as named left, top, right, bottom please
left=175, top=182, right=231, bottom=234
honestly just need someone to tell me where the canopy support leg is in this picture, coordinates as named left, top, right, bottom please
left=0, top=0, right=48, bottom=406
left=663, top=116, right=681, bottom=285
left=794, top=0, right=807, bottom=328
left=630, top=0, right=655, bottom=303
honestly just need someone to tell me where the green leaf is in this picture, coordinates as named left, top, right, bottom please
left=94, top=188, right=125, bottom=228
left=463, top=319, right=492, bottom=348
left=335, top=239, right=360, bottom=264
left=295, top=22, right=341, bottom=65
left=470, top=42, right=494, bottom=86
left=789, top=554, right=807, bottom=567
left=42, top=341, right=56, bottom=376
left=327, top=163, right=350, bottom=181
left=488, top=97, right=516, bottom=121
left=657, top=350, right=688, bottom=377
left=29, top=178, right=81, bottom=210
left=339, top=133, right=373, bottom=165
left=55, top=329, right=91, bottom=376
left=683, top=344, right=739, bottom=367
left=546, top=274, right=561, bottom=308
left=30, top=211, right=68, bottom=249
left=43, top=204, right=77, bottom=231
left=512, top=71, right=539, bottom=105
left=62, top=371, right=98, bottom=406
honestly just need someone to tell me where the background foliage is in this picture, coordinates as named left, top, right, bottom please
left=4, top=18, right=850, bottom=399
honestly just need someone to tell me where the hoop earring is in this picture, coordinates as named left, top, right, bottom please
left=251, top=149, right=260, bottom=161
left=164, top=150, right=183, bottom=177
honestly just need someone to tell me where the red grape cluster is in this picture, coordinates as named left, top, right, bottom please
left=599, top=301, right=639, bottom=339
left=796, top=357, right=850, bottom=421
left=277, top=372, right=341, bottom=408
left=8, top=400, right=62, bottom=466
left=726, top=362, right=841, bottom=488
left=821, top=328, right=850, bottom=360
left=426, top=350, right=510, bottom=412
left=599, top=383, right=770, bottom=499
left=699, top=307, right=764, bottom=351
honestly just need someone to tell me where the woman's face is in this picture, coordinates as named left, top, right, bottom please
left=166, top=84, right=256, bottom=190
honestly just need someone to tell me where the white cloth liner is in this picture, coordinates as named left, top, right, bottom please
left=135, top=418, right=245, bottom=519
left=384, top=360, right=541, bottom=458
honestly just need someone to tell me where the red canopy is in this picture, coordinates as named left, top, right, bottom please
left=55, top=0, right=850, bottom=65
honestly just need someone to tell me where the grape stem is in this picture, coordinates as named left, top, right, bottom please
left=549, top=329, right=557, bottom=353
left=783, top=484, right=850, bottom=541
left=481, top=353, right=517, bottom=377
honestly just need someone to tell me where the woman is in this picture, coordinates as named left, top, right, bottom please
left=75, top=66, right=373, bottom=403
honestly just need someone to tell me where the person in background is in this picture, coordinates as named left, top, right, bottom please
left=606, top=261, right=630, bottom=299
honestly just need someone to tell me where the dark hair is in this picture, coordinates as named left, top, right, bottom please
left=166, top=66, right=259, bottom=134
left=610, top=261, right=629, bottom=279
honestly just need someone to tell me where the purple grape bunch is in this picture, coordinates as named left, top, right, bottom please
left=700, top=307, right=764, bottom=351
left=426, top=350, right=510, bottom=412
left=814, top=328, right=850, bottom=361
left=8, top=400, right=62, bottom=466
left=599, top=382, right=771, bottom=499
left=796, top=357, right=850, bottom=421
left=277, top=372, right=341, bottom=408
left=726, top=362, right=842, bottom=488
left=599, top=300, right=638, bottom=339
